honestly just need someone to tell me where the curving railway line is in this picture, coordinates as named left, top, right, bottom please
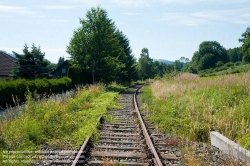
left=71, top=85, right=181, bottom=166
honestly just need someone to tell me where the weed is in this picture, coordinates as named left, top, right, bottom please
left=140, top=72, right=250, bottom=150
left=0, top=84, right=120, bottom=165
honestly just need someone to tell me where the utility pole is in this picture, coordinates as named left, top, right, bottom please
left=91, top=60, right=95, bottom=84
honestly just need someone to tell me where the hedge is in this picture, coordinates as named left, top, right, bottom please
left=0, top=77, right=72, bottom=109
left=67, top=65, right=92, bottom=86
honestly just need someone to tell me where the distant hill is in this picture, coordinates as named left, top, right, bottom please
left=154, top=59, right=174, bottom=65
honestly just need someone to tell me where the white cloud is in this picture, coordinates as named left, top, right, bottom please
left=69, top=0, right=105, bottom=6
left=160, top=0, right=250, bottom=5
left=70, top=0, right=250, bottom=7
left=110, top=0, right=151, bottom=7
left=122, top=12, right=144, bottom=15
left=0, top=5, right=34, bottom=14
left=160, top=13, right=208, bottom=26
left=160, top=8, right=250, bottom=26
left=42, top=6, right=77, bottom=10
left=241, top=14, right=250, bottom=18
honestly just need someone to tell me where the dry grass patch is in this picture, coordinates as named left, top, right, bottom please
left=141, top=72, right=250, bottom=150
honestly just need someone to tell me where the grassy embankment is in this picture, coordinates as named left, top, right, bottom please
left=199, top=62, right=250, bottom=77
left=140, top=72, right=250, bottom=150
left=0, top=84, right=124, bottom=165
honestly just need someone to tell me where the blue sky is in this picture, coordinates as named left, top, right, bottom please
left=0, top=0, right=250, bottom=63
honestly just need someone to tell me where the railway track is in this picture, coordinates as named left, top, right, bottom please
left=71, top=85, right=182, bottom=166
left=34, top=85, right=247, bottom=166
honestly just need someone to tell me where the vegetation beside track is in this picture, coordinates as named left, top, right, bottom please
left=140, top=72, right=250, bottom=150
left=0, top=84, right=123, bottom=165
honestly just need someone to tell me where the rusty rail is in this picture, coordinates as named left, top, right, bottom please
left=133, top=87, right=163, bottom=166
left=72, top=87, right=163, bottom=165
left=71, top=135, right=90, bottom=166
left=71, top=117, right=102, bottom=166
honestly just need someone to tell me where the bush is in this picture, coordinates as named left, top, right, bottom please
left=0, top=85, right=120, bottom=165
left=67, top=65, right=92, bottom=86
left=0, top=77, right=72, bottom=109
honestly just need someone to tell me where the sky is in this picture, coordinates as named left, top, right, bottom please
left=0, top=0, right=250, bottom=63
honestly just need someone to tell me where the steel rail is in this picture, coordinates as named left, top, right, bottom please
left=71, top=135, right=90, bottom=166
left=71, top=116, right=102, bottom=166
left=72, top=87, right=163, bottom=165
left=133, top=88, right=163, bottom=166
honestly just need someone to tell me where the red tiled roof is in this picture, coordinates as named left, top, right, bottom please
left=0, top=51, right=16, bottom=77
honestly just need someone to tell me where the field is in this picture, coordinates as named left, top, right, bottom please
left=140, top=72, right=250, bottom=150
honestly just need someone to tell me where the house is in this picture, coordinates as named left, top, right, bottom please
left=50, top=60, right=71, bottom=77
left=0, top=51, right=16, bottom=81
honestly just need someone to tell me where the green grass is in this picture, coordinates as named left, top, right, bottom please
left=0, top=84, right=121, bottom=165
left=140, top=73, right=250, bottom=150
left=199, top=62, right=250, bottom=77
left=106, top=82, right=127, bottom=92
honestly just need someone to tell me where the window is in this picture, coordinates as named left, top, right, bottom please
left=62, top=68, right=66, bottom=74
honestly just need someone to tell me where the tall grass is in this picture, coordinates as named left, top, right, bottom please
left=141, top=72, right=250, bottom=150
left=0, top=84, right=121, bottom=165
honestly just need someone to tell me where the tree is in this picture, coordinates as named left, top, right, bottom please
left=173, top=60, right=184, bottom=72
left=67, top=6, right=134, bottom=83
left=45, top=60, right=57, bottom=72
left=239, top=27, right=250, bottom=63
left=152, top=61, right=169, bottom=77
left=67, top=65, right=87, bottom=86
left=179, top=57, right=190, bottom=64
left=116, top=30, right=137, bottom=82
left=137, top=48, right=154, bottom=79
left=57, top=56, right=65, bottom=67
left=227, top=47, right=243, bottom=62
left=12, top=43, right=48, bottom=79
left=188, top=41, right=229, bottom=72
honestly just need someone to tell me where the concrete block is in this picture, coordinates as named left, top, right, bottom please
left=210, top=131, right=250, bottom=164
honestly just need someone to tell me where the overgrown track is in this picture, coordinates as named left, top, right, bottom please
left=72, top=85, right=181, bottom=165
left=86, top=86, right=152, bottom=165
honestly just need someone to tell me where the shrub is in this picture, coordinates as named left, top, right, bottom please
left=0, top=84, right=120, bottom=165
left=67, top=65, right=92, bottom=86
left=0, top=77, right=72, bottom=109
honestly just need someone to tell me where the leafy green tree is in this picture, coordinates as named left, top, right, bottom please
left=57, top=56, right=65, bottom=67
left=67, top=6, right=134, bottom=83
left=67, top=65, right=87, bottom=86
left=239, top=27, right=250, bottom=43
left=239, top=27, right=250, bottom=63
left=179, top=57, right=190, bottom=64
left=12, top=44, right=48, bottom=79
left=227, top=47, right=243, bottom=63
left=45, top=60, right=57, bottom=72
left=189, top=41, right=229, bottom=72
left=173, top=60, right=184, bottom=72
left=152, top=61, right=169, bottom=77
left=116, top=30, right=137, bottom=82
left=137, top=48, right=154, bottom=79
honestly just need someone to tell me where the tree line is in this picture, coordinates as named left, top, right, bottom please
left=11, top=44, right=66, bottom=79
left=11, top=6, right=157, bottom=83
left=182, top=27, right=250, bottom=74
left=11, top=6, right=250, bottom=82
